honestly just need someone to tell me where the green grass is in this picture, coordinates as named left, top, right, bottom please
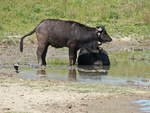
left=0, top=0, right=150, bottom=41
left=47, top=58, right=68, bottom=65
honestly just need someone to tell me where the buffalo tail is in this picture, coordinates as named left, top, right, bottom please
left=20, top=28, right=36, bottom=52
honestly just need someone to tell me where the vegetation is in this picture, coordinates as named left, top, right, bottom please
left=47, top=57, right=68, bottom=65
left=0, top=0, right=150, bottom=41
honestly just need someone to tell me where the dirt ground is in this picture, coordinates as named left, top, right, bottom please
left=0, top=38, right=150, bottom=113
left=0, top=72, right=149, bottom=113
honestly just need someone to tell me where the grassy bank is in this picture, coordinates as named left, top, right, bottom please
left=0, top=0, right=150, bottom=41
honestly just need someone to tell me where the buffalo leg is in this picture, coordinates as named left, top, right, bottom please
left=73, top=49, right=77, bottom=65
left=69, top=48, right=74, bottom=66
left=69, top=47, right=77, bottom=66
left=41, top=44, right=49, bottom=65
left=37, top=44, right=48, bottom=66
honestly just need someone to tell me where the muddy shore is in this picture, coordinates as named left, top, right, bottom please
left=0, top=71, right=149, bottom=113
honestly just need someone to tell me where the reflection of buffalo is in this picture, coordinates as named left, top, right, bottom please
left=68, top=68, right=76, bottom=81
left=77, top=41, right=110, bottom=66
left=37, top=69, right=46, bottom=75
left=67, top=66, right=109, bottom=82
left=77, top=65, right=109, bottom=81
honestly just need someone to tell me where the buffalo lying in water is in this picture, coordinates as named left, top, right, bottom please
left=78, top=41, right=110, bottom=66
left=20, top=19, right=112, bottom=66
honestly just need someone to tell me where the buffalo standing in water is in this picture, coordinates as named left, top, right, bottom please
left=20, top=19, right=112, bottom=66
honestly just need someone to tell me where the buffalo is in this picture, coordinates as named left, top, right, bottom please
left=20, top=19, right=112, bottom=66
left=77, top=41, right=110, bottom=66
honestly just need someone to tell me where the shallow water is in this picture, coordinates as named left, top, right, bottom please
left=0, top=59, right=150, bottom=87
left=0, top=48, right=150, bottom=87
left=133, top=100, right=150, bottom=113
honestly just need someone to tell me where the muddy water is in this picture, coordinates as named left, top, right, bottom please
left=0, top=59, right=150, bottom=87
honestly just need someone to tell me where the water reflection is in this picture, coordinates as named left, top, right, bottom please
left=78, top=65, right=109, bottom=82
left=67, top=65, right=109, bottom=81
left=37, top=69, right=46, bottom=76
left=9, top=62, right=150, bottom=88
left=68, top=67, right=77, bottom=81
left=20, top=65, right=109, bottom=82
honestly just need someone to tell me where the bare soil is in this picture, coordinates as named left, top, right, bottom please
left=0, top=72, right=149, bottom=113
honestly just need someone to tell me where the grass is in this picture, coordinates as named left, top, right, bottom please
left=47, top=58, right=68, bottom=65
left=0, top=0, right=150, bottom=41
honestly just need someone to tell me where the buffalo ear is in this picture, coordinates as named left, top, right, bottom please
left=96, top=26, right=103, bottom=32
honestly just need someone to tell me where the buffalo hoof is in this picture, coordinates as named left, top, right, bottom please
left=68, top=65, right=76, bottom=70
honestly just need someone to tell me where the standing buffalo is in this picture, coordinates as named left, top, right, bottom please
left=20, top=19, right=112, bottom=66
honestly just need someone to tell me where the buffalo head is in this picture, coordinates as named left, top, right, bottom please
left=96, top=26, right=112, bottom=43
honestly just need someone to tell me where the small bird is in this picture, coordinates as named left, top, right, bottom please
left=13, top=63, right=19, bottom=73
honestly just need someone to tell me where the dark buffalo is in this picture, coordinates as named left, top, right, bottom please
left=20, top=19, right=112, bottom=66
left=77, top=41, right=110, bottom=66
